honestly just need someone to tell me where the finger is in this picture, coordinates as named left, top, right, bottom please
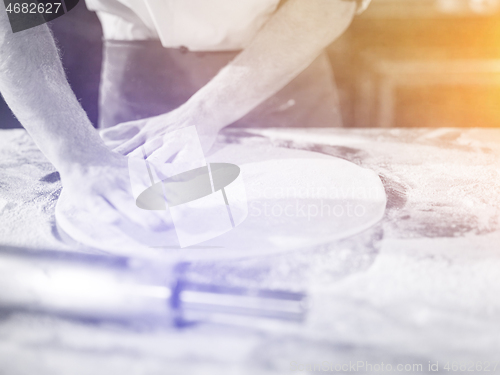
left=146, top=124, right=205, bottom=164
left=143, top=137, right=184, bottom=181
left=95, top=193, right=172, bottom=245
left=150, top=125, right=205, bottom=164
left=114, top=133, right=147, bottom=155
left=99, top=122, right=141, bottom=141
left=148, top=131, right=207, bottom=179
left=168, top=144, right=205, bottom=175
left=90, top=196, right=123, bottom=225
left=105, top=188, right=171, bottom=231
left=146, top=135, right=184, bottom=165
left=103, top=139, right=125, bottom=150
left=171, top=144, right=199, bottom=166
left=142, top=137, right=166, bottom=158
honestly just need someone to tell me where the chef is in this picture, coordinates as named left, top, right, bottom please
left=91, top=0, right=371, bottom=162
left=0, top=0, right=371, bottom=244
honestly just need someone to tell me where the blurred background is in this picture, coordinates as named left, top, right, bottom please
left=1, top=0, right=500, bottom=129
left=331, top=0, right=500, bottom=128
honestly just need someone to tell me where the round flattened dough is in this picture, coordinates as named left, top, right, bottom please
left=201, top=146, right=386, bottom=255
left=56, top=144, right=386, bottom=261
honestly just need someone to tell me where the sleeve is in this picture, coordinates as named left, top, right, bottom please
left=353, top=0, right=372, bottom=14
left=278, top=0, right=372, bottom=14
left=279, top=0, right=372, bottom=15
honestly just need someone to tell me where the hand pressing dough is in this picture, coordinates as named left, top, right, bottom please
left=56, top=144, right=386, bottom=261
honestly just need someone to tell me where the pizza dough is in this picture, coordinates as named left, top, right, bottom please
left=55, top=144, right=386, bottom=261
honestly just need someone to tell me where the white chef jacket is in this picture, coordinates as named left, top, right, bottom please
left=85, top=0, right=281, bottom=51
left=85, top=0, right=371, bottom=51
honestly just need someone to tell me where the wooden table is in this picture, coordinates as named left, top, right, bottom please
left=0, top=127, right=499, bottom=374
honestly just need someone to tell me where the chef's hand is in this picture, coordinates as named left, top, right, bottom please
left=0, top=6, right=173, bottom=249
left=59, top=151, right=172, bottom=233
left=100, top=107, right=221, bottom=162
left=100, top=0, right=362, bottom=166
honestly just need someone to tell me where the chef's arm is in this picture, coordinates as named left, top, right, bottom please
left=180, top=0, right=358, bottom=130
left=0, top=4, right=111, bottom=176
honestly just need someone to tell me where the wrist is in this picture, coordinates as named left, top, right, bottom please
left=56, top=143, right=124, bottom=182
left=181, top=94, right=228, bottom=132
left=20, top=107, right=116, bottom=178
